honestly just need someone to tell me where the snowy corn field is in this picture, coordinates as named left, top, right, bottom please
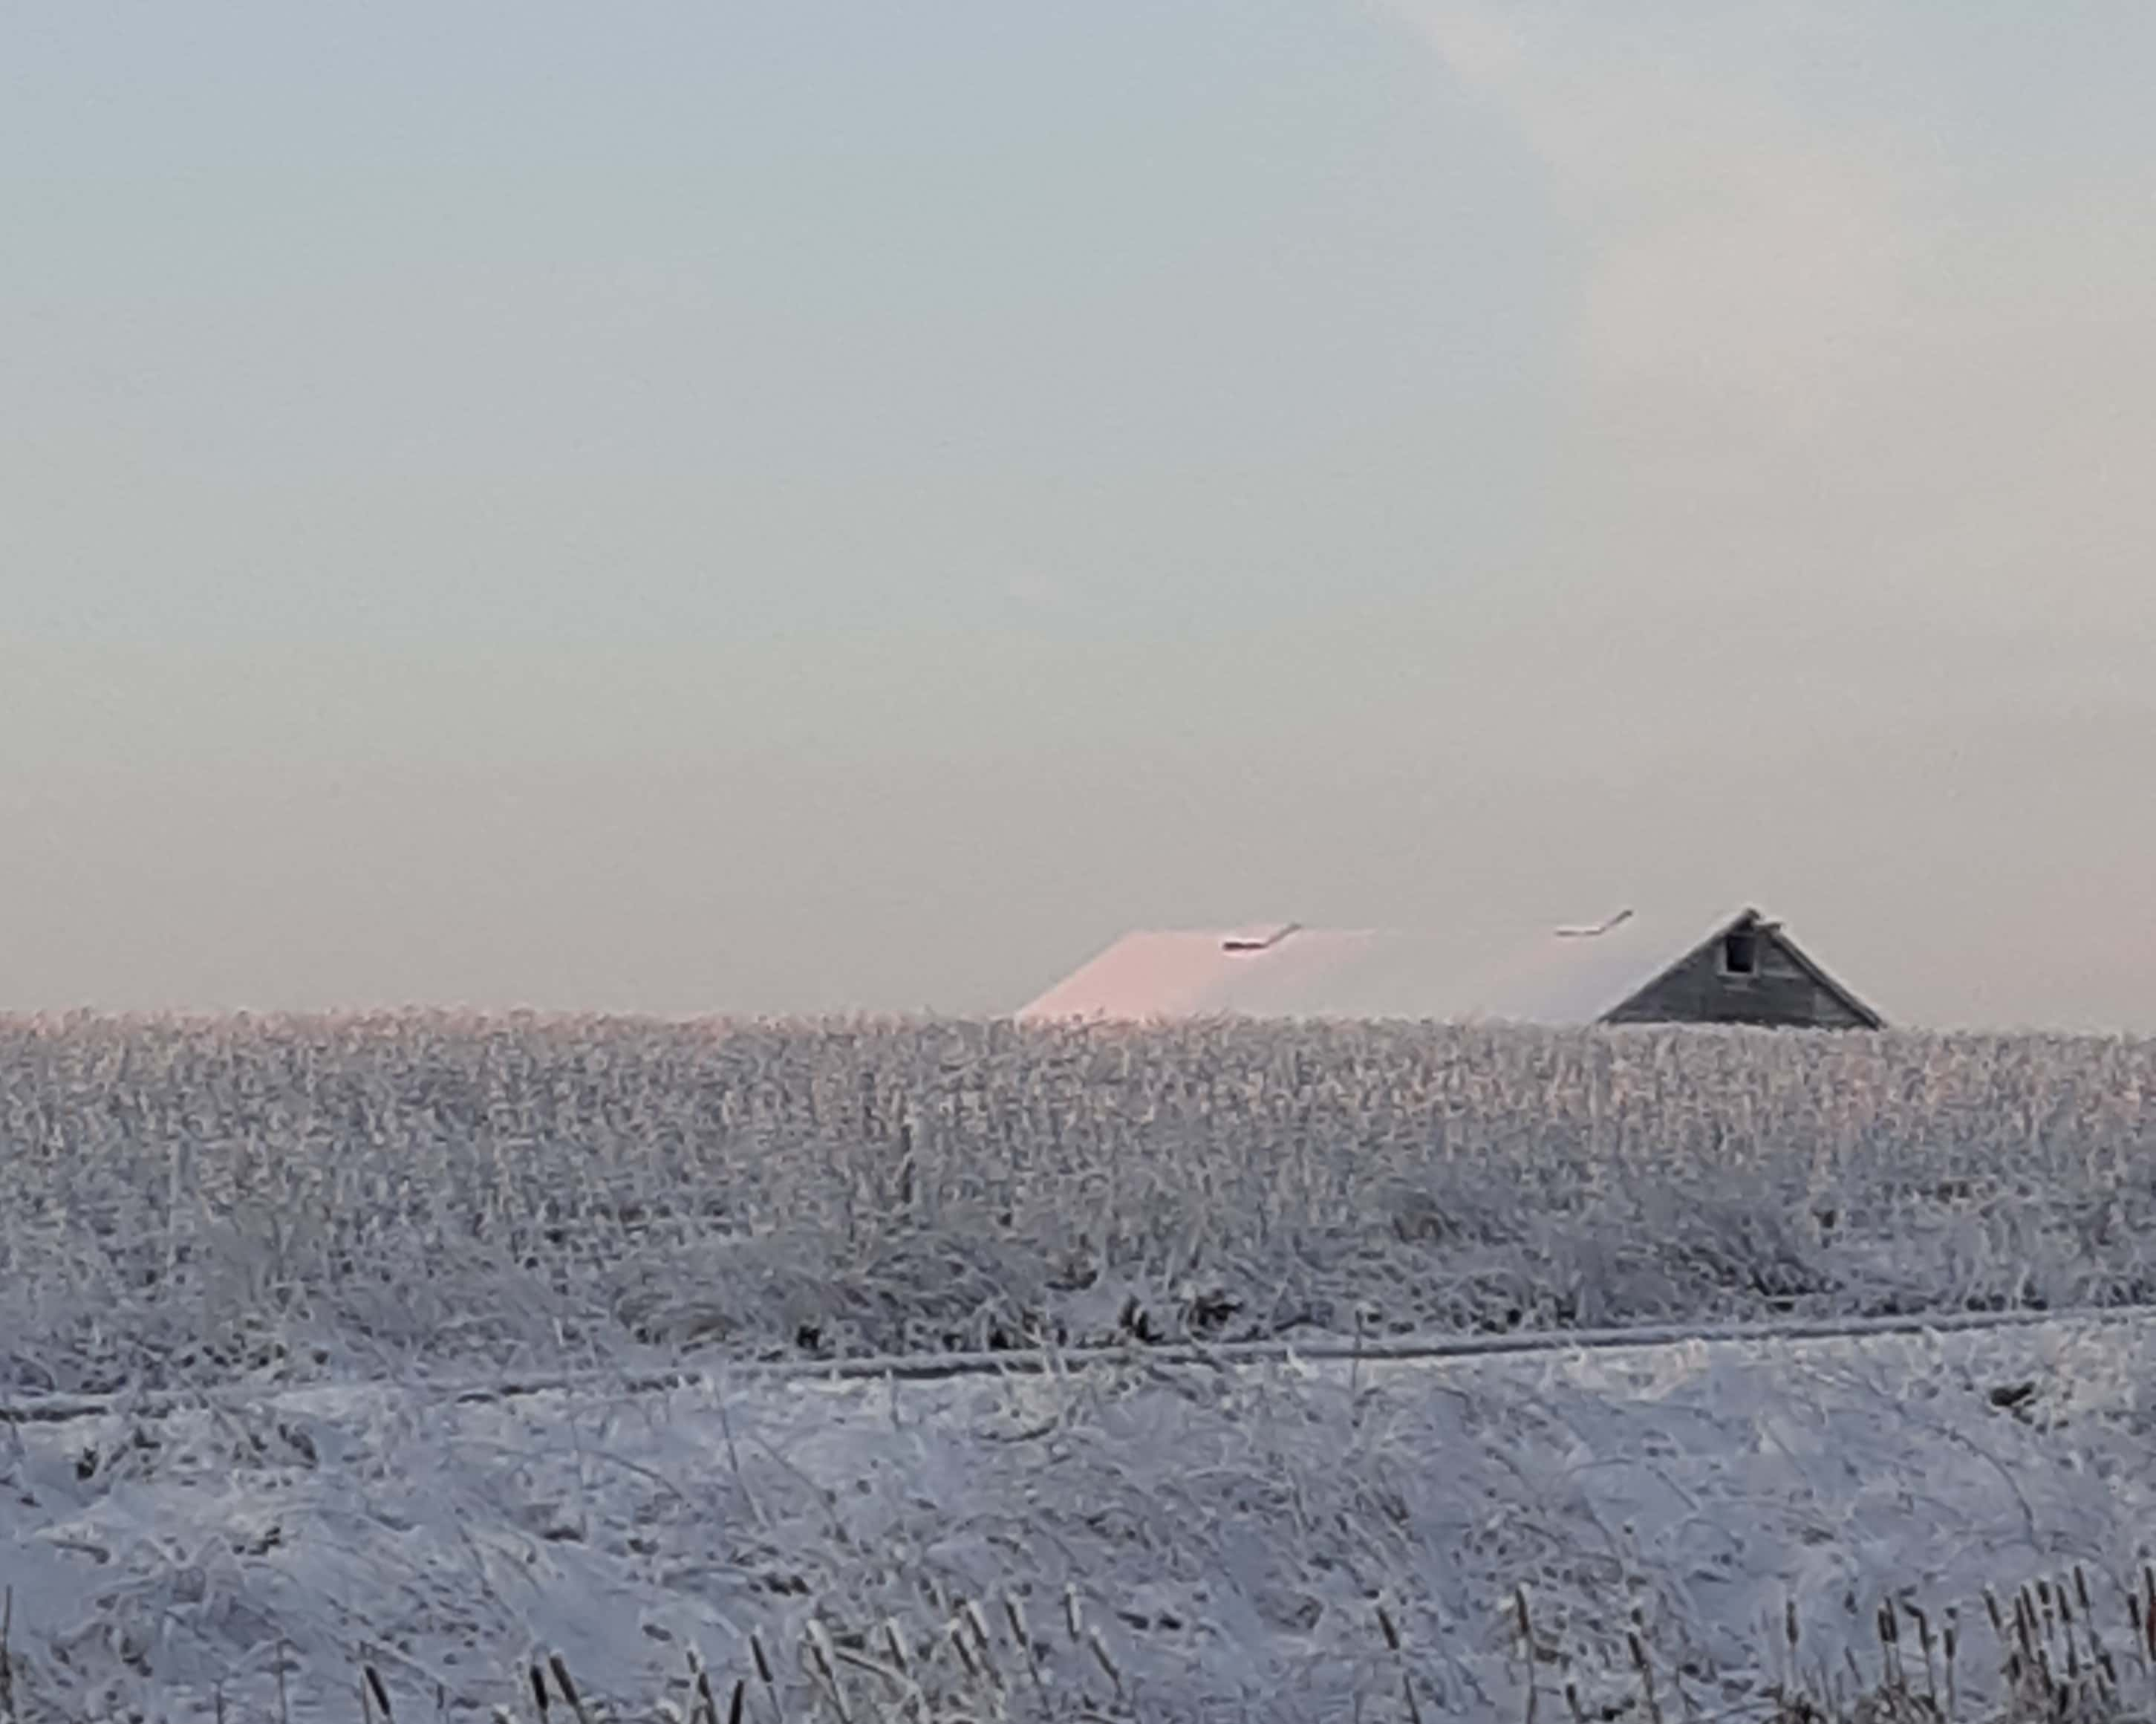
left=7, top=1012, right=2156, bottom=1720
left=4, top=1013, right=2155, bottom=1396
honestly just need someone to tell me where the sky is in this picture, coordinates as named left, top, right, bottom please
left=3, top=2, right=2154, bottom=1030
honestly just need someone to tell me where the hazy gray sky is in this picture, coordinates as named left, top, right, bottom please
left=4, top=3, right=2154, bottom=1029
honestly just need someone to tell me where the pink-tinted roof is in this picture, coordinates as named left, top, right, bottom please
left=1013, top=911, right=1777, bottom=1025
left=1439, top=913, right=1695, bottom=1024
left=1015, top=928, right=1407, bottom=1021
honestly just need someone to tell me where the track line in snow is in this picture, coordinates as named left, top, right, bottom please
left=4, top=1300, right=2151, bottom=1428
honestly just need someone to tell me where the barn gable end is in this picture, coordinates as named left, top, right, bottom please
left=1600, top=910, right=1883, bottom=1029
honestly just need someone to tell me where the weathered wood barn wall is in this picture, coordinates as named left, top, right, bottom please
left=1601, top=911, right=1883, bottom=1029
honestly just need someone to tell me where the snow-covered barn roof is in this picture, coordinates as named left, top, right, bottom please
left=1013, top=908, right=1883, bottom=1027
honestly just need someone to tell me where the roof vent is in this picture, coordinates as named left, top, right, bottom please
left=1554, top=908, right=1634, bottom=939
left=1221, top=922, right=1300, bottom=953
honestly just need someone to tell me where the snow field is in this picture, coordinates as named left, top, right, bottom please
left=6, top=1317, right=2155, bottom=1721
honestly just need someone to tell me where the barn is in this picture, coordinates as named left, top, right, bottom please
left=1015, top=907, right=1885, bottom=1029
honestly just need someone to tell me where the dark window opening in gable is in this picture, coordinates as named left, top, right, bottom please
left=1722, top=928, right=1759, bottom=977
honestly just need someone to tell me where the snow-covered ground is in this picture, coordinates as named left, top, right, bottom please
left=10, top=1016, right=2156, bottom=1719
left=8, top=1315, right=2153, bottom=1723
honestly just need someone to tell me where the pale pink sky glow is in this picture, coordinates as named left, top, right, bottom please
left=2, top=4, right=2152, bottom=1029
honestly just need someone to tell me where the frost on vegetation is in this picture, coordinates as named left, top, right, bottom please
left=7, top=1321, right=2156, bottom=1721
left=2, top=1013, right=2156, bottom=1393
left=9, top=1014, right=2156, bottom=1719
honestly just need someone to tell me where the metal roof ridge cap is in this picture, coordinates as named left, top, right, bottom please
left=1219, top=921, right=1301, bottom=952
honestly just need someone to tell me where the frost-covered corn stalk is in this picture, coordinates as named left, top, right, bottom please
left=3, top=1012, right=2156, bottom=1394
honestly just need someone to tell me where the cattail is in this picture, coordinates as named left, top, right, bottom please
left=960, top=1598, right=998, bottom=1682
left=1087, top=1629, right=1124, bottom=1697
left=805, top=1621, right=849, bottom=1723
left=1876, top=1601, right=1902, bottom=1693
left=1, top=1591, right=21, bottom=1724
left=1628, top=1631, right=1663, bottom=1724
left=948, top=1620, right=982, bottom=1681
left=547, top=1655, right=591, bottom=1724
left=527, top=1664, right=550, bottom=1722
left=1063, top=1583, right=1084, bottom=1646
left=1906, top=1601, right=1936, bottom=1699
left=1514, top=1590, right=1538, bottom=1724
